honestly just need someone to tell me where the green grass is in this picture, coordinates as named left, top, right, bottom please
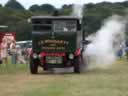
left=0, top=63, right=28, bottom=75
left=0, top=59, right=128, bottom=96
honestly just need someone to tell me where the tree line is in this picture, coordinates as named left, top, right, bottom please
left=0, top=0, right=128, bottom=40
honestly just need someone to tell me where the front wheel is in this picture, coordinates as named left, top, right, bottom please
left=30, top=59, right=38, bottom=74
left=74, top=57, right=81, bottom=73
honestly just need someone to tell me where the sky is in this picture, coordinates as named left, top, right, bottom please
left=0, top=0, right=127, bottom=9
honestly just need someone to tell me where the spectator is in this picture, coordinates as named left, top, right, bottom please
left=0, top=47, right=2, bottom=64
left=125, top=47, right=128, bottom=59
left=16, top=46, right=26, bottom=64
left=117, top=48, right=123, bottom=59
left=26, top=47, right=32, bottom=64
left=10, top=40, right=16, bottom=64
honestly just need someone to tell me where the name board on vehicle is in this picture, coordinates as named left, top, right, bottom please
left=38, top=39, right=69, bottom=50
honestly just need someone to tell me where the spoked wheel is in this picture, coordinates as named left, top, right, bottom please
left=30, top=59, right=38, bottom=74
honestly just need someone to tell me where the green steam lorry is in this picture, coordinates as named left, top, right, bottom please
left=30, top=16, right=86, bottom=74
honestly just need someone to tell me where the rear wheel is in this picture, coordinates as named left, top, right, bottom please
left=30, top=59, right=38, bottom=74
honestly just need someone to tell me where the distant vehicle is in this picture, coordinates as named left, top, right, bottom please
left=30, top=16, right=87, bottom=74
left=16, top=40, right=32, bottom=48
left=16, top=40, right=32, bottom=55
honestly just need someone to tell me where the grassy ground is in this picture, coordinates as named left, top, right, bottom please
left=0, top=59, right=128, bottom=96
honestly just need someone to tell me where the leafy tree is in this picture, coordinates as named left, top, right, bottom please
left=16, top=20, right=32, bottom=40
left=5, top=0, right=25, bottom=10
left=60, top=4, right=72, bottom=15
left=86, top=3, right=94, bottom=9
left=40, top=4, right=56, bottom=14
left=29, top=4, right=41, bottom=12
left=82, top=15, right=102, bottom=37
left=0, top=4, right=2, bottom=7
left=121, top=1, right=128, bottom=7
left=0, top=1, right=128, bottom=40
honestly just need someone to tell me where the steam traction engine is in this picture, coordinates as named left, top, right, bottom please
left=30, top=16, right=85, bottom=74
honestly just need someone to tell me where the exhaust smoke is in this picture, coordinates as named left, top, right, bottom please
left=72, top=4, right=84, bottom=19
left=72, top=4, right=127, bottom=70
left=84, top=15, right=126, bottom=69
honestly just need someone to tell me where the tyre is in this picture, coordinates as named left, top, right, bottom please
left=43, top=64, right=48, bottom=71
left=74, top=57, right=81, bottom=73
left=30, top=59, right=38, bottom=74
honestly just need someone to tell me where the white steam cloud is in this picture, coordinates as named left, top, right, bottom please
left=72, top=4, right=84, bottom=19
left=72, top=4, right=127, bottom=70
left=84, top=15, right=126, bottom=69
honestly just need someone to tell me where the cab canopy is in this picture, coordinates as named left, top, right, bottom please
left=31, top=16, right=81, bottom=32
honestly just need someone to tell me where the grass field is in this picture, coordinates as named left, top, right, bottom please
left=0, top=59, right=128, bottom=96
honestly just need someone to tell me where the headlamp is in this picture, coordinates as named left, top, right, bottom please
left=33, top=53, right=38, bottom=59
left=69, top=53, right=74, bottom=59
